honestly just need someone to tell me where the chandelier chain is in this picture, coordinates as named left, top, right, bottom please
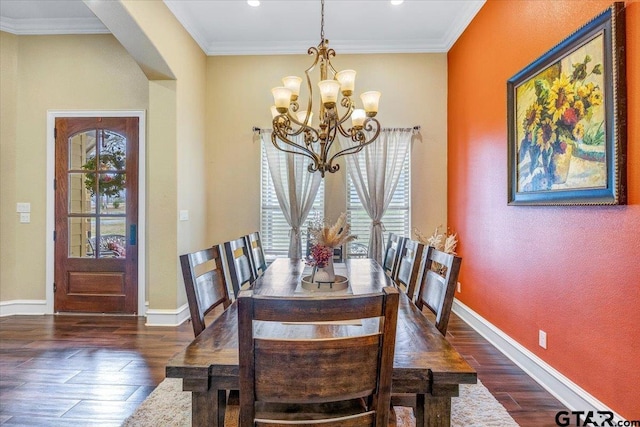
left=320, top=0, right=325, bottom=42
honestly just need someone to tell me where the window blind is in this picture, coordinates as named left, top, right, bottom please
left=260, top=143, right=324, bottom=261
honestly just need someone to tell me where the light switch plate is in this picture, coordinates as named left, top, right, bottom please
left=17, top=202, right=31, bottom=213
left=179, top=210, right=189, bottom=221
left=19, top=213, right=30, bottom=223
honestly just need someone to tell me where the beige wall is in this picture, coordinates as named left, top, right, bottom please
left=120, top=0, right=207, bottom=311
left=0, top=32, right=148, bottom=302
left=206, top=53, right=448, bottom=246
left=0, top=32, right=19, bottom=300
left=1, top=29, right=446, bottom=313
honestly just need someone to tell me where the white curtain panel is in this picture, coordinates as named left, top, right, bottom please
left=339, top=129, right=412, bottom=263
left=262, top=130, right=322, bottom=258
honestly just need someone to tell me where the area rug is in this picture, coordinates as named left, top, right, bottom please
left=123, top=378, right=518, bottom=426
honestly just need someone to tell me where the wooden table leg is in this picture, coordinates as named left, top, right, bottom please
left=191, top=389, right=226, bottom=427
left=218, top=389, right=227, bottom=427
left=415, top=393, right=425, bottom=426
left=422, top=395, right=451, bottom=427
left=192, top=390, right=214, bottom=426
left=419, top=383, right=460, bottom=427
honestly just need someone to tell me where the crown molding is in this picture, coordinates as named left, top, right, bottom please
left=163, top=0, right=209, bottom=55
left=206, top=39, right=451, bottom=56
left=441, top=0, right=485, bottom=50
left=0, top=16, right=108, bottom=35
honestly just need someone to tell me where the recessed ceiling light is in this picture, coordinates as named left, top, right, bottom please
left=391, top=0, right=404, bottom=5
left=247, top=0, right=260, bottom=7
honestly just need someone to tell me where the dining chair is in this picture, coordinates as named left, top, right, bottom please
left=245, top=231, right=268, bottom=279
left=179, top=245, right=231, bottom=337
left=382, top=233, right=406, bottom=279
left=237, top=287, right=399, bottom=427
left=223, top=237, right=256, bottom=298
left=393, top=239, right=425, bottom=301
left=391, top=246, right=462, bottom=425
left=415, top=246, right=462, bottom=336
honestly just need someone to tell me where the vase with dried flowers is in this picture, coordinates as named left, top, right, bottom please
left=414, top=226, right=459, bottom=274
left=306, top=213, right=357, bottom=284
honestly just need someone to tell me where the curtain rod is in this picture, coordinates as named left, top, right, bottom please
left=253, top=125, right=420, bottom=134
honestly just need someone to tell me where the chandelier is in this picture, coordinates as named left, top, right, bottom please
left=270, top=0, right=381, bottom=177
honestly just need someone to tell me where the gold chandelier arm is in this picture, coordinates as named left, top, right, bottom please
left=326, top=48, right=337, bottom=75
left=274, top=115, right=321, bottom=149
left=271, top=129, right=319, bottom=164
left=328, top=118, right=381, bottom=162
left=281, top=101, right=307, bottom=138
left=322, top=116, right=339, bottom=161
left=335, top=97, right=355, bottom=128
left=336, top=121, right=353, bottom=139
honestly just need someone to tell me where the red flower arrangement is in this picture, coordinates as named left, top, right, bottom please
left=305, top=244, right=333, bottom=268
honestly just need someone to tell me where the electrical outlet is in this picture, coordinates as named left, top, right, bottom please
left=19, top=213, right=30, bottom=223
left=539, top=330, right=547, bottom=349
left=457, top=281, right=461, bottom=293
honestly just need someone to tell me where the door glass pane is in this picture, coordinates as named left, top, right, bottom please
left=69, top=130, right=96, bottom=170
left=68, top=173, right=96, bottom=214
left=97, top=172, right=126, bottom=214
left=100, top=130, right=126, bottom=170
left=111, top=186, right=126, bottom=215
left=99, top=218, right=126, bottom=258
left=68, top=217, right=96, bottom=258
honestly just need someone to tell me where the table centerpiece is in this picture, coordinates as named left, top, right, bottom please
left=306, top=213, right=356, bottom=285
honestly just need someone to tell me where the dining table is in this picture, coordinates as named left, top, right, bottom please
left=165, top=258, right=477, bottom=427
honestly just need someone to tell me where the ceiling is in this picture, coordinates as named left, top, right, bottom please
left=0, top=0, right=485, bottom=55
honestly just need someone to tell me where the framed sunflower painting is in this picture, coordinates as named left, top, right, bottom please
left=507, top=2, right=627, bottom=205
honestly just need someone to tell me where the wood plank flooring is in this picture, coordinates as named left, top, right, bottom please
left=445, top=314, right=568, bottom=427
left=0, top=308, right=567, bottom=426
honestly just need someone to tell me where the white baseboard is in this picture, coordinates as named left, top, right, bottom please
left=0, top=299, right=189, bottom=327
left=452, top=299, right=624, bottom=423
left=144, top=303, right=190, bottom=327
left=0, top=300, right=47, bottom=316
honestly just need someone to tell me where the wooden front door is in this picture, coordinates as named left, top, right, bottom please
left=54, top=117, right=139, bottom=314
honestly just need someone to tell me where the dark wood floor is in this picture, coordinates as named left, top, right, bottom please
left=0, top=308, right=567, bottom=426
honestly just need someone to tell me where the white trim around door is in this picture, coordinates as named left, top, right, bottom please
left=46, top=110, right=147, bottom=316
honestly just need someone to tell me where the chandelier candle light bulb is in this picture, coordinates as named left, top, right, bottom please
left=317, top=80, right=341, bottom=108
left=335, top=69, right=356, bottom=96
left=268, top=0, right=382, bottom=177
left=282, top=76, right=302, bottom=101
left=351, top=109, right=366, bottom=128
left=296, top=110, right=313, bottom=125
left=272, top=87, right=292, bottom=113
left=360, top=91, right=381, bottom=116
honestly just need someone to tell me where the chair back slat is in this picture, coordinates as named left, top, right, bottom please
left=179, top=245, right=231, bottom=337
left=252, top=293, right=385, bottom=323
left=254, top=335, right=380, bottom=402
left=415, top=246, right=462, bottom=335
left=224, top=237, right=255, bottom=297
left=238, top=287, right=399, bottom=427
left=394, top=239, right=425, bottom=301
left=382, top=233, right=406, bottom=279
left=245, top=232, right=268, bottom=279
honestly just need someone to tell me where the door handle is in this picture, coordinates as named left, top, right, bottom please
left=130, top=224, right=137, bottom=245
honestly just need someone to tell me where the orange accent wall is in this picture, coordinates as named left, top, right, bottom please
left=448, top=0, right=639, bottom=419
